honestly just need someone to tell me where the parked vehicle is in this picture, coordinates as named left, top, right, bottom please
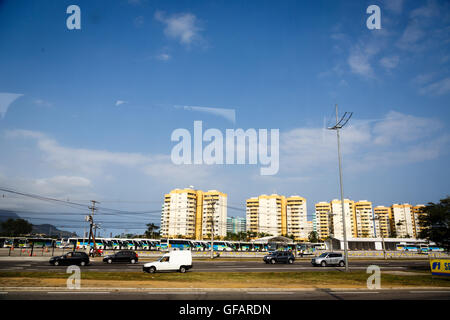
left=49, top=251, right=90, bottom=266
left=103, top=251, right=138, bottom=264
left=311, top=252, right=345, bottom=267
left=263, top=251, right=295, bottom=264
left=143, top=250, right=193, bottom=273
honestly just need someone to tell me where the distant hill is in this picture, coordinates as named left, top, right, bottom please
left=0, top=209, right=78, bottom=237
left=32, top=224, right=78, bottom=238
left=0, top=209, right=20, bottom=222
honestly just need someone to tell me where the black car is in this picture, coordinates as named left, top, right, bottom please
left=49, top=251, right=90, bottom=266
left=263, top=251, right=295, bottom=264
left=103, top=251, right=139, bottom=264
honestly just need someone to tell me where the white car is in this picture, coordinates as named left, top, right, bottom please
left=143, top=250, right=193, bottom=273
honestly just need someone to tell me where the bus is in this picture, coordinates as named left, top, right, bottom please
left=190, top=241, right=207, bottom=251
left=418, top=243, right=445, bottom=253
left=168, top=239, right=191, bottom=250
left=297, top=243, right=318, bottom=255
left=396, top=243, right=419, bottom=252
left=68, top=238, right=106, bottom=249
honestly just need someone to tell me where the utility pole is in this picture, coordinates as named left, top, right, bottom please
left=375, top=214, right=387, bottom=260
left=86, top=200, right=99, bottom=256
left=209, top=200, right=217, bottom=259
left=328, top=104, right=352, bottom=272
left=327, top=211, right=335, bottom=252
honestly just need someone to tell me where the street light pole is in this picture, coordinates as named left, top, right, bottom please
left=209, top=200, right=217, bottom=259
left=375, top=214, right=387, bottom=260
left=328, top=104, right=353, bottom=272
left=327, top=211, right=334, bottom=252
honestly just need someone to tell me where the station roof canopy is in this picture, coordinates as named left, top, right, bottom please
left=251, top=236, right=294, bottom=244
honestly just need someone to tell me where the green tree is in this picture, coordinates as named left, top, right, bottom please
left=0, top=218, right=33, bottom=236
left=418, top=196, right=450, bottom=252
left=308, top=231, right=319, bottom=243
left=145, top=223, right=160, bottom=239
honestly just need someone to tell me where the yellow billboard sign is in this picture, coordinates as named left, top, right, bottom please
left=430, top=259, right=450, bottom=276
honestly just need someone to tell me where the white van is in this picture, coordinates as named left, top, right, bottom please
left=143, top=250, right=193, bottom=273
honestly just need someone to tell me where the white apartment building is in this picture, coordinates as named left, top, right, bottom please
left=392, top=204, right=415, bottom=238
left=331, top=199, right=357, bottom=239
left=354, top=200, right=375, bottom=238
left=160, top=188, right=227, bottom=239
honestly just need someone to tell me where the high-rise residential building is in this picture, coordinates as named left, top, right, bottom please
left=304, top=220, right=314, bottom=239
left=314, top=202, right=332, bottom=240
left=160, top=187, right=227, bottom=240
left=245, top=194, right=308, bottom=240
left=202, top=190, right=228, bottom=239
left=331, top=199, right=357, bottom=239
left=227, top=216, right=246, bottom=234
left=373, top=206, right=391, bottom=238
left=391, top=204, right=415, bottom=238
left=412, top=204, right=426, bottom=238
left=286, top=196, right=308, bottom=240
left=354, top=200, right=375, bottom=238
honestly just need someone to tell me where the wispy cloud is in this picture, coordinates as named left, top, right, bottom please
left=115, top=100, right=128, bottom=106
left=176, top=105, right=236, bottom=124
left=0, top=93, right=23, bottom=119
left=278, top=110, right=448, bottom=175
left=34, top=99, right=52, bottom=107
left=383, top=0, right=405, bottom=14
left=419, top=77, right=450, bottom=96
left=133, top=16, right=144, bottom=28
left=379, top=55, right=400, bottom=70
left=156, top=53, right=171, bottom=61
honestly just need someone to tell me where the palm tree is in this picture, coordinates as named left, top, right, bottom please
left=145, top=223, right=159, bottom=239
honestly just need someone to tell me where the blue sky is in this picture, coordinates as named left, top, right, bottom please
left=0, top=0, right=449, bottom=237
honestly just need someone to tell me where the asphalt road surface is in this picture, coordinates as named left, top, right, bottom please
left=0, top=258, right=431, bottom=273
left=0, top=288, right=449, bottom=300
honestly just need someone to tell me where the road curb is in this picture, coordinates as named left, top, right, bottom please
left=1, top=286, right=450, bottom=292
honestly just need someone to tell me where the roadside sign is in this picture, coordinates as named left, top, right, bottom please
left=430, top=259, right=450, bottom=276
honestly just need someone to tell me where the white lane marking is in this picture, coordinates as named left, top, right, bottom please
left=49, top=292, right=110, bottom=294
left=333, top=291, right=380, bottom=294
left=409, top=291, right=450, bottom=293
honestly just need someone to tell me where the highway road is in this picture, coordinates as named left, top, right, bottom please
left=0, top=288, right=449, bottom=300
left=0, top=257, right=431, bottom=272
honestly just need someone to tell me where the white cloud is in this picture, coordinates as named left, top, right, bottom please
left=277, top=111, right=447, bottom=176
left=348, top=47, right=375, bottom=78
left=156, top=53, right=171, bottom=61
left=379, top=56, right=400, bottom=70
left=133, top=16, right=144, bottom=28
left=412, top=72, right=437, bottom=85
left=397, top=22, right=426, bottom=50
left=154, top=11, right=203, bottom=46
left=372, top=111, right=442, bottom=145
left=177, top=105, right=236, bottom=124
left=115, top=100, right=128, bottom=106
left=4, top=129, right=218, bottom=186
left=419, top=77, right=450, bottom=96
left=410, top=0, right=440, bottom=19
left=383, top=0, right=404, bottom=14
left=0, top=93, right=23, bottom=119
left=34, top=99, right=52, bottom=107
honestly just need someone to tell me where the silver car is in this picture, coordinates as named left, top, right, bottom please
left=311, top=252, right=345, bottom=267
